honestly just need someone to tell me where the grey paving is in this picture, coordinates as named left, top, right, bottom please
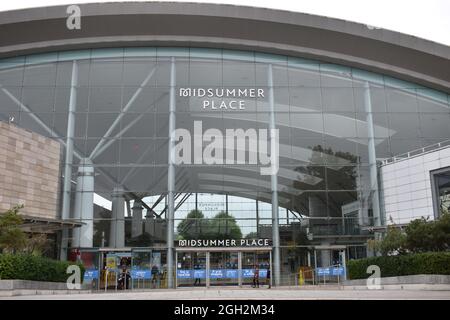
left=2, top=287, right=450, bottom=300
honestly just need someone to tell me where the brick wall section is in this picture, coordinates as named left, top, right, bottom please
left=0, top=121, right=61, bottom=219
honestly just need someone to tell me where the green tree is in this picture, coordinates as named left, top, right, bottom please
left=405, top=213, right=450, bottom=252
left=177, top=209, right=209, bottom=240
left=0, top=205, right=27, bottom=253
left=368, top=224, right=407, bottom=256
left=245, top=232, right=258, bottom=239
left=209, top=211, right=242, bottom=240
left=0, top=205, right=52, bottom=255
left=369, top=213, right=450, bottom=255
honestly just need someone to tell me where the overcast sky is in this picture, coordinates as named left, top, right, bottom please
left=0, top=0, right=449, bottom=46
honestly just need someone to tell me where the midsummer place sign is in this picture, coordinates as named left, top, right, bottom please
left=177, top=238, right=271, bottom=247
left=179, top=87, right=265, bottom=110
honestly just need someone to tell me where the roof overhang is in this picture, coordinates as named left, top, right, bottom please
left=0, top=2, right=448, bottom=93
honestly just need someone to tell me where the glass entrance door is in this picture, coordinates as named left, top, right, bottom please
left=209, top=251, right=239, bottom=286
left=242, top=251, right=270, bottom=287
left=176, top=251, right=207, bottom=287
left=175, top=249, right=271, bottom=288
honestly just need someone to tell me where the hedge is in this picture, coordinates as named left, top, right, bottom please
left=347, top=252, right=450, bottom=280
left=0, top=253, right=85, bottom=283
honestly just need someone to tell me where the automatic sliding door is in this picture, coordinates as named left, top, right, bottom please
left=241, top=251, right=270, bottom=287
left=209, top=252, right=238, bottom=286
left=176, top=251, right=206, bottom=287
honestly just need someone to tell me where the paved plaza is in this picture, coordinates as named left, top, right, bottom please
left=2, top=287, right=450, bottom=300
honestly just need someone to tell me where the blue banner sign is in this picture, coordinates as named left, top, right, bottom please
left=177, top=269, right=268, bottom=279
left=316, top=267, right=345, bottom=276
left=131, top=270, right=152, bottom=279
left=83, top=269, right=99, bottom=280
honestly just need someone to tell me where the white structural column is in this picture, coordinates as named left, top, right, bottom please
left=72, top=158, right=94, bottom=248
left=110, top=187, right=125, bottom=248
left=60, top=60, right=78, bottom=259
left=364, top=81, right=381, bottom=227
left=131, top=201, right=144, bottom=238
left=167, top=57, right=176, bottom=288
left=268, top=64, right=281, bottom=286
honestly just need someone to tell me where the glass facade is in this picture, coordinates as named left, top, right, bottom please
left=1, top=47, right=449, bottom=286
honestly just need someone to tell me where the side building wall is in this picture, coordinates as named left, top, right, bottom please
left=0, top=121, right=61, bottom=219
left=380, top=145, right=450, bottom=224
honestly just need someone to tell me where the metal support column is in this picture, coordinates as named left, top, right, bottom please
left=268, top=64, right=281, bottom=287
left=238, top=251, right=242, bottom=287
left=166, top=57, right=176, bottom=288
left=131, top=201, right=144, bottom=238
left=72, top=158, right=94, bottom=248
left=206, top=251, right=210, bottom=288
left=60, top=60, right=78, bottom=260
left=364, top=81, right=381, bottom=227
left=110, top=187, right=125, bottom=248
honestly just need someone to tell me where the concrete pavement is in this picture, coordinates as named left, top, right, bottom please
left=2, top=287, right=450, bottom=300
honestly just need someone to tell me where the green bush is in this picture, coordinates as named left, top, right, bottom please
left=0, top=253, right=85, bottom=283
left=347, top=252, right=450, bottom=279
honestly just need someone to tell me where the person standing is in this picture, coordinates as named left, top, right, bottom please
left=252, top=266, right=260, bottom=288
left=266, top=268, right=271, bottom=289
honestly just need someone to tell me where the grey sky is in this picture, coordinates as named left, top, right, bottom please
left=1, top=0, right=449, bottom=46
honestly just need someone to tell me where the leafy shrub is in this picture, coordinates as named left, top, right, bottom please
left=347, top=252, right=450, bottom=279
left=0, top=253, right=85, bottom=282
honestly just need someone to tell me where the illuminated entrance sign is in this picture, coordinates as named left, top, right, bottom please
left=177, top=238, right=271, bottom=247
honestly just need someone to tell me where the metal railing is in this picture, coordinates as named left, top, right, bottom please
left=381, top=139, right=450, bottom=166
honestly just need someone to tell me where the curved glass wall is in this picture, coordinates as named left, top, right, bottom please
left=0, top=47, right=449, bottom=278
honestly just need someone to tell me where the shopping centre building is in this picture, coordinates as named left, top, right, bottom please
left=0, top=2, right=449, bottom=289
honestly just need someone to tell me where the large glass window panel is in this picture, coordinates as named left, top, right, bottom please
left=53, top=112, right=88, bottom=138
left=322, top=137, right=359, bottom=165
left=322, top=87, right=355, bottom=112
left=85, top=138, right=120, bottom=165
left=355, top=112, right=390, bottom=139
left=119, top=138, right=155, bottom=165
left=320, top=64, right=353, bottom=87
left=326, top=166, right=358, bottom=191
left=18, top=112, right=55, bottom=138
left=388, top=113, right=421, bottom=139
left=122, top=59, right=157, bottom=87
left=289, top=113, right=324, bottom=137
left=326, top=191, right=358, bottom=217
left=290, top=166, right=326, bottom=191
left=86, top=113, right=123, bottom=138
left=122, top=87, right=160, bottom=113
left=289, top=87, right=322, bottom=112
left=416, top=89, right=450, bottom=113
left=88, top=87, right=123, bottom=113
left=153, top=138, right=168, bottom=165
left=386, top=89, right=419, bottom=113
left=119, top=166, right=156, bottom=193
left=323, top=112, right=357, bottom=138
left=0, top=86, right=22, bottom=112
left=287, top=57, right=320, bottom=87
left=89, top=59, right=124, bottom=87
left=255, top=54, right=288, bottom=87
left=22, top=87, right=55, bottom=113
left=222, top=51, right=255, bottom=87
left=120, top=113, right=155, bottom=138
left=0, top=65, right=23, bottom=86
left=353, top=86, right=388, bottom=113
left=419, top=113, right=450, bottom=138
left=389, top=139, right=424, bottom=156
left=23, top=63, right=57, bottom=87
left=188, top=59, right=223, bottom=87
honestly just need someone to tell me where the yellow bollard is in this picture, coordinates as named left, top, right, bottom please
left=298, top=269, right=305, bottom=286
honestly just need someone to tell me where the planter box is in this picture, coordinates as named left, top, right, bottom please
left=0, top=279, right=91, bottom=297
left=343, top=274, right=450, bottom=290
